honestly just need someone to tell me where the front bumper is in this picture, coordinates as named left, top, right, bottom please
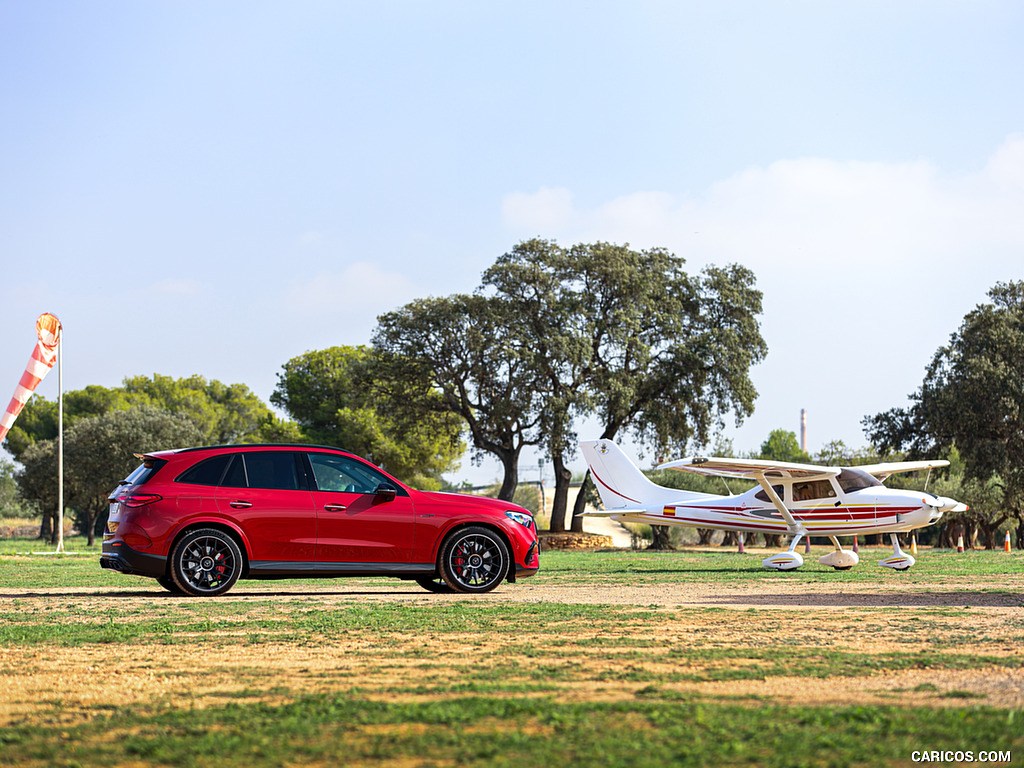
left=100, top=541, right=166, bottom=578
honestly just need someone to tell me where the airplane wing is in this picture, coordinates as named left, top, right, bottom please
left=854, top=460, right=950, bottom=481
left=657, top=456, right=839, bottom=481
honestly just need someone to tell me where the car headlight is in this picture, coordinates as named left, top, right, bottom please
left=504, top=510, right=533, bottom=528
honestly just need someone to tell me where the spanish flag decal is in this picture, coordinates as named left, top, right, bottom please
left=663, top=506, right=676, bottom=517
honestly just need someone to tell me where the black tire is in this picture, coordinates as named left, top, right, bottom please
left=438, top=526, right=510, bottom=594
left=156, top=575, right=186, bottom=594
left=415, top=576, right=455, bottom=594
left=170, top=528, right=243, bottom=597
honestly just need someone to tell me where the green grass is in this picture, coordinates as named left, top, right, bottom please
left=1, top=538, right=1022, bottom=767
left=3, top=694, right=1021, bottom=768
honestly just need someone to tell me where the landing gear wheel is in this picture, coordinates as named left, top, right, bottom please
left=415, top=576, right=455, bottom=594
left=438, top=526, right=510, bottom=594
left=156, top=575, right=186, bottom=594
left=170, top=528, right=243, bottom=597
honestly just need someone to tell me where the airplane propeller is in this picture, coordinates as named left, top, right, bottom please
left=926, top=496, right=968, bottom=513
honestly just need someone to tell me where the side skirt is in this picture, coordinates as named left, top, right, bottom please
left=246, top=561, right=436, bottom=579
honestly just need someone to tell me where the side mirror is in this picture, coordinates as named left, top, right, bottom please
left=375, top=483, right=397, bottom=502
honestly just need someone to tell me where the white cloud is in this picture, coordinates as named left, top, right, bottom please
left=501, top=186, right=576, bottom=232
left=502, top=135, right=1024, bottom=274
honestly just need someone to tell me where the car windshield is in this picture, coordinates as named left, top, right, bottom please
left=837, top=468, right=882, bottom=493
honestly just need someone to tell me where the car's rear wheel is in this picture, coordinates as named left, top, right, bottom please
left=415, top=576, right=455, bottom=593
left=170, top=528, right=243, bottom=597
left=438, top=526, right=510, bottom=594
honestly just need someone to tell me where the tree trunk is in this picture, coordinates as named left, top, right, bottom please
left=764, top=534, right=782, bottom=548
left=697, top=528, right=714, bottom=545
left=39, top=510, right=54, bottom=543
left=547, top=453, right=572, bottom=532
left=569, top=472, right=591, bottom=533
left=495, top=447, right=520, bottom=501
left=721, top=531, right=739, bottom=546
left=647, top=525, right=675, bottom=550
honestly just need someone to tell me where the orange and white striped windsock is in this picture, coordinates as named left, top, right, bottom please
left=0, top=313, right=62, bottom=444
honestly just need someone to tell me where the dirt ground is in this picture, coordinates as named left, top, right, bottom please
left=2, top=573, right=1022, bottom=729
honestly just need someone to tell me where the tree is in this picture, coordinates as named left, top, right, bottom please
left=374, top=295, right=542, bottom=500
left=271, top=346, right=463, bottom=489
left=1, top=458, right=33, bottom=518
left=863, top=281, right=1024, bottom=546
left=567, top=246, right=767, bottom=544
left=479, top=240, right=593, bottom=529
left=18, top=407, right=204, bottom=546
left=4, top=375, right=277, bottom=463
left=758, top=429, right=810, bottom=463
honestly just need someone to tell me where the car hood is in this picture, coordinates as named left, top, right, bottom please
left=418, top=490, right=531, bottom=516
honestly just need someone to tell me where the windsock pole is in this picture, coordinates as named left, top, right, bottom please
left=56, top=339, right=64, bottom=554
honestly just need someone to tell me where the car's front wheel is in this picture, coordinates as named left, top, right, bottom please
left=170, top=528, right=243, bottom=597
left=438, top=526, right=510, bottom=594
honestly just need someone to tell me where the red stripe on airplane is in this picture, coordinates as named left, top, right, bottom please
left=590, top=467, right=642, bottom=505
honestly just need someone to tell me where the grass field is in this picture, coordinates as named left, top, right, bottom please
left=1, top=538, right=1022, bottom=767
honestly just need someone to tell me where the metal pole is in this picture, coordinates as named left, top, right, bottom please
left=56, top=338, right=63, bottom=554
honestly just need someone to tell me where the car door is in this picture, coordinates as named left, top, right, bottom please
left=215, top=451, right=316, bottom=565
left=305, top=451, right=416, bottom=566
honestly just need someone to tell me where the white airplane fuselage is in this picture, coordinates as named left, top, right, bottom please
left=607, top=483, right=944, bottom=539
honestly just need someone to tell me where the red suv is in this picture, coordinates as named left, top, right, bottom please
left=101, top=444, right=540, bottom=596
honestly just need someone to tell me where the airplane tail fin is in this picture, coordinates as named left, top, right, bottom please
left=579, top=440, right=690, bottom=511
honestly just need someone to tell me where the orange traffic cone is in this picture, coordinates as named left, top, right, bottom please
left=910, top=534, right=918, bottom=555
left=852, top=536, right=859, bottom=553
left=1005, top=531, right=1012, bottom=553
left=738, top=532, right=745, bottom=554
left=957, top=533, right=965, bottom=553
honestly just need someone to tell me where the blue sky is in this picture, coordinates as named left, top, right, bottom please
left=2, top=1, right=1022, bottom=483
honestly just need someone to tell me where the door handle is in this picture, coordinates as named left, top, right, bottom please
left=229, top=500, right=253, bottom=509
left=323, top=503, right=348, bottom=512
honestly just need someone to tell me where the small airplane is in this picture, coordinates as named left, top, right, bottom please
left=579, top=440, right=967, bottom=571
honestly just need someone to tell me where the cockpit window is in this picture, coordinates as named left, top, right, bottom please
left=837, top=468, right=881, bottom=493
left=754, top=484, right=784, bottom=502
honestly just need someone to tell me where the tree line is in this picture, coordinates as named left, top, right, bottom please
left=1, top=242, right=1020, bottom=550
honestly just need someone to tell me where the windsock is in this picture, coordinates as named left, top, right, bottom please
left=0, top=314, right=62, bottom=444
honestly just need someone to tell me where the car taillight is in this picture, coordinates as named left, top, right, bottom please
left=120, top=493, right=162, bottom=507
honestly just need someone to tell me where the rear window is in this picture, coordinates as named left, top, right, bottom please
left=123, top=458, right=167, bottom=486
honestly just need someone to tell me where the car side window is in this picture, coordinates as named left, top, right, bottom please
left=221, top=455, right=248, bottom=488
left=243, top=452, right=302, bottom=491
left=308, top=453, right=391, bottom=494
left=176, top=455, right=231, bottom=486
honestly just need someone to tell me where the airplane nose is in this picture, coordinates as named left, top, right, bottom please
left=926, top=496, right=968, bottom=514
